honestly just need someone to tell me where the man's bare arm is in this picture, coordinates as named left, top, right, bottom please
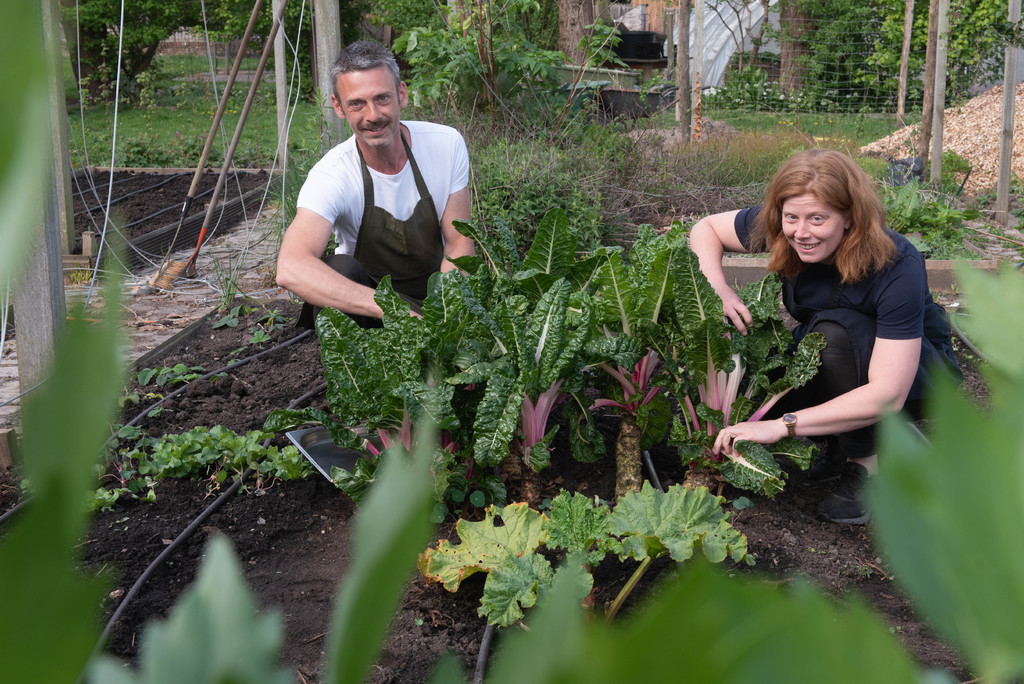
left=276, top=208, right=384, bottom=318
left=438, top=186, right=474, bottom=271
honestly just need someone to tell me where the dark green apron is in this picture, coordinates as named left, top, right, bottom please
left=352, top=131, right=444, bottom=307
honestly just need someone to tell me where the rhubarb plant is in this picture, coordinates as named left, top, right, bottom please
left=419, top=483, right=751, bottom=627
left=667, top=244, right=824, bottom=495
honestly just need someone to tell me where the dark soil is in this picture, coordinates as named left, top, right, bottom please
left=71, top=169, right=271, bottom=252
left=1, top=302, right=986, bottom=683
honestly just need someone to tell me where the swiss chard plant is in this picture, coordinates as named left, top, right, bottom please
left=419, top=482, right=751, bottom=628
left=666, top=242, right=824, bottom=496
left=588, top=225, right=685, bottom=499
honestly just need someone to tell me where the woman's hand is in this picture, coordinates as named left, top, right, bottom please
left=718, top=289, right=753, bottom=336
left=713, top=419, right=788, bottom=456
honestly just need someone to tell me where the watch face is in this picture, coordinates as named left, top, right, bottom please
left=783, top=413, right=796, bottom=424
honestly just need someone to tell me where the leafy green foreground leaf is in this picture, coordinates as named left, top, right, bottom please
left=0, top=307, right=122, bottom=683
left=488, top=560, right=920, bottom=684
left=871, top=267, right=1024, bottom=682
left=88, top=537, right=290, bottom=684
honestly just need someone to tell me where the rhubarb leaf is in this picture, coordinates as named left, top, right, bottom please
left=610, top=482, right=751, bottom=565
left=479, top=553, right=554, bottom=627
left=418, top=503, right=548, bottom=592
left=718, top=441, right=785, bottom=497
left=545, top=491, right=613, bottom=565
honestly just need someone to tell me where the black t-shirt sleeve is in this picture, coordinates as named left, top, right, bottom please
left=734, top=205, right=761, bottom=250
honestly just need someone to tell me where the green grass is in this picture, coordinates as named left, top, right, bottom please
left=650, top=106, right=916, bottom=151
left=65, top=54, right=321, bottom=169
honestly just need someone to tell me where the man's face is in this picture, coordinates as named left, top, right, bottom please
left=331, top=66, right=408, bottom=151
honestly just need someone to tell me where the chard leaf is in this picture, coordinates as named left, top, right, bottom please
left=564, top=399, right=606, bottom=464
left=393, top=381, right=459, bottom=431
left=527, top=280, right=571, bottom=383
left=316, top=309, right=378, bottom=425
left=330, top=458, right=377, bottom=504
left=522, top=208, right=574, bottom=279
left=568, top=246, right=618, bottom=292
left=525, top=427, right=557, bottom=471
left=610, top=482, right=750, bottom=565
left=262, top=409, right=361, bottom=449
left=452, top=218, right=503, bottom=276
left=768, top=331, right=826, bottom=394
left=472, top=373, right=524, bottom=467
left=418, top=503, right=548, bottom=592
left=673, top=248, right=724, bottom=334
left=545, top=491, right=612, bottom=564
left=637, top=392, right=672, bottom=451
left=479, top=553, right=554, bottom=627
left=718, top=441, right=785, bottom=497
left=513, top=269, right=559, bottom=301
left=769, top=437, right=818, bottom=470
left=632, top=242, right=677, bottom=327
left=584, top=334, right=643, bottom=372
left=593, top=250, right=634, bottom=334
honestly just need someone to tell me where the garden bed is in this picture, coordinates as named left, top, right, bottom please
left=38, top=301, right=985, bottom=682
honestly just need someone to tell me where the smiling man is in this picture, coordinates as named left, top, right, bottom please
left=277, top=41, right=474, bottom=327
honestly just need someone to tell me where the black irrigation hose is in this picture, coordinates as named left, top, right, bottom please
left=94, top=367, right=326, bottom=656
left=473, top=623, right=496, bottom=684
left=0, top=497, right=29, bottom=528
left=123, top=328, right=313, bottom=429
left=643, top=450, right=664, bottom=492
left=93, top=465, right=254, bottom=652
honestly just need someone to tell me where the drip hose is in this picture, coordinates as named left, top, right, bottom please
left=473, top=623, right=496, bottom=684
left=643, top=450, right=664, bottom=491
left=123, top=328, right=313, bottom=429
left=93, top=369, right=325, bottom=657
left=94, top=465, right=253, bottom=651
left=0, top=497, right=28, bottom=528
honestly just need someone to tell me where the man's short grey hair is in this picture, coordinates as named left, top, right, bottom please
left=329, top=41, right=401, bottom=99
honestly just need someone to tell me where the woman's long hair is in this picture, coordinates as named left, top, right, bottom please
left=752, top=150, right=896, bottom=283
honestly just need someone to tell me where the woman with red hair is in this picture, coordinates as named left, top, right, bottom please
left=689, top=149, right=958, bottom=524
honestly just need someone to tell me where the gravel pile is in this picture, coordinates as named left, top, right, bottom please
left=861, top=82, right=1024, bottom=193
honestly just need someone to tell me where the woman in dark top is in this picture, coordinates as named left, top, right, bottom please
left=688, top=149, right=957, bottom=524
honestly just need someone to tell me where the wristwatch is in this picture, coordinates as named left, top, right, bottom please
left=782, top=413, right=797, bottom=438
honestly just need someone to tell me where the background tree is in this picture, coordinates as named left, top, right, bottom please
left=558, top=0, right=595, bottom=64
left=62, top=0, right=202, bottom=101
left=203, top=0, right=367, bottom=100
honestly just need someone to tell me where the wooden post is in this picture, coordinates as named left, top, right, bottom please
left=14, top=0, right=67, bottom=396
left=692, top=0, right=704, bottom=141
left=995, top=0, right=1021, bottom=226
left=82, top=231, right=96, bottom=258
left=928, top=0, right=949, bottom=185
left=919, top=0, right=939, bottom=171
left=896, top=0, right=914, bottom=128
left=0, top=429, right=15, bottom=470
left=665, top=8, right=676, bottom=75
left=273, top=0, right=289, bottom=168
left=41, top=0, right=74, bottom=254
left=313, top=0, right=345, bottom=152
left=676, top=0, right=691, bottom=133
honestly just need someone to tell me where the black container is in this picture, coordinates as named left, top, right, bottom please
left=614, top=31, right=663, bottom=61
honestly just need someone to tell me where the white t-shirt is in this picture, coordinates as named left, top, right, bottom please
left=296, top=121, right=470, bottom=255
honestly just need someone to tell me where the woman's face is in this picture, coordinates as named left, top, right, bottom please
left=780, top=193, right=850, bottom=264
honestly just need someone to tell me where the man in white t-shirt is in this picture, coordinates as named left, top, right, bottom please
left=276, top=41, right=474, bottom=327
